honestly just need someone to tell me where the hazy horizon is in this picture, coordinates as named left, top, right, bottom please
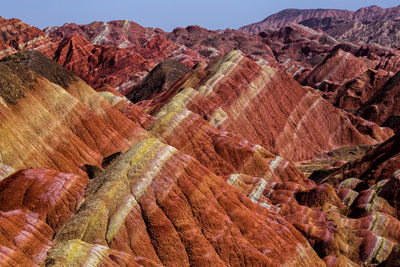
left=2, top=0, right=399, bottom=31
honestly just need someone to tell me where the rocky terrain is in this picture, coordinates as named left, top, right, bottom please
left=0, top=4, right=399, bottom=266
left=240, top=5, right=400, bottom=48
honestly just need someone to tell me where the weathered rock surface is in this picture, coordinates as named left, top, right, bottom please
left=127, top=58, right=189, bottom=103
left=0, top=51, right=148, bottom=174
left=51, top=137, right=325, bottom=266
left=142, top=51, right=392, bottom=161
left=241, top=5, right=400, bottom=34
left=358, top=71, right=400, bottom=126
left=257, top=24, right=338, bottom=75
left=300, top=17, right=400, bottom=49
left=44, top=20, right=202, bottom=66
left=0, top=16, right=52, bottom=58
left=44, top=20, right=203, bottom=94
left=0, top=11, right=400, bottom=267
left=240, top=8, right=354, bottom=33
left=168, top=25, right=276, bottom=63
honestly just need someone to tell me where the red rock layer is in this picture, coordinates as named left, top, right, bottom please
left=43, top=20, right=203, bottom=94
left=51, top=138, right=324, bottom=266
left=168, top=25, right=276, bottom=63
left=0, top=54, right=148, bottom=175
left=148, top=99, right=311, bottom=185
left=304, top=48, right=369, bottom=87
left=48, top=35, right=152, bottom=95
left=142, top=51, right=392, bottom=161
left=0, top=16, right=52, bottom=58
left=0, top=169, right=88, bottom=230
left=147, top=94, right=400, bottom=264
left=358, top=71, right=400, bottom=126
left=299, top=45, right=400, bottom=113
left=0, top=210, right=54, bottom=266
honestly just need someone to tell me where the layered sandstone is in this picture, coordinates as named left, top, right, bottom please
left=0, top=51, right=148, bottom=175
left=0, top=12, right=399, bottom=267
left=168, top=25, right=276, bottom=63
left=358, top=71, right=400, bottom=126
left=142, top=51, right=392, bottom=161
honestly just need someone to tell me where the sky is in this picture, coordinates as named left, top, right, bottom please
left=2, top=0, right=399, bottom=31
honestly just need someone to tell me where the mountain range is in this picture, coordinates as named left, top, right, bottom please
left=0, top=5, right=399, bottom=266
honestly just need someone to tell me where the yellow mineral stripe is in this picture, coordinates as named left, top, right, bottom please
left=198, top=51, right=243, bottom=97
left=227, top=174, right=241, bottom=186
left=106, top=195, right=137, bottom=242
left=130, top=143, right=178, bottom=198
left=227, top=66, right=277, bottom=121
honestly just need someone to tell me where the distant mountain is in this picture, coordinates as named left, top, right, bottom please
left=240, top=6, right=400, bottom=33
left=300, top=17, right=400, bottom=48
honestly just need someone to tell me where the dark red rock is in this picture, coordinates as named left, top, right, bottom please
left=0, top=16, right=52, bottom=58
left=168, top=25, right=276, bottom=63
left=358, top=71, right=400, bottom=126
left=0, top=210, right=54, bottom=266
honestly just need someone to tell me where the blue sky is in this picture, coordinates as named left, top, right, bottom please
left=2, top=0, right=399, bottom=31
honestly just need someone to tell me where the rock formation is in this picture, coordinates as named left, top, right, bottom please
left=127, top=58, right=189, bottom=103
left=142, top=50, right=392, bottom=161
left=0, top=8, right=399, bottom=266
left=358, top=71, right=400, bottom=126
left=240, top=6, right=400, bottom=48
